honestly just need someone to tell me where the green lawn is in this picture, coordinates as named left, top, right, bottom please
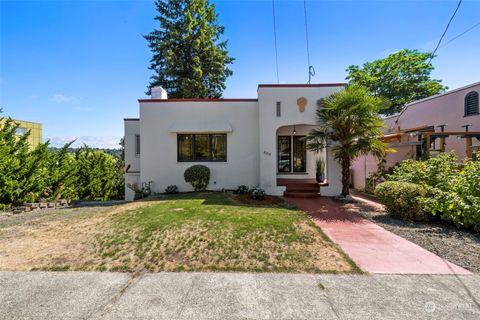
left=92, top=193, right=359, bottom=273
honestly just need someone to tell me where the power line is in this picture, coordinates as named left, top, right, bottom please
left=428, top=0, right=462, bottom=64
left=440, top=21, right=480, bottom=49
left=303, top=0, right=315, bottom=83
left=272, top=0, right=280, bottom=84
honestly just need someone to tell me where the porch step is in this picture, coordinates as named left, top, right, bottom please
left=284, top=186, right=319, bottom=192
left=284, top=191, right=320, bottom=198
left=278, top=179, right=321, bottom=198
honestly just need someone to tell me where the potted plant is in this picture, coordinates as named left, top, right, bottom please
left=316, top=158, right=325, bottom=183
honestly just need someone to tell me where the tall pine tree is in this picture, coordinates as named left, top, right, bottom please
left=145, top=0, right=234, bottom=98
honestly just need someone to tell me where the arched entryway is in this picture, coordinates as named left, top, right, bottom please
left=275, top=124, right=327, bottom=197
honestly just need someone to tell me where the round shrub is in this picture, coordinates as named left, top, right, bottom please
left=164, top=185, right=179, bottom=194
left=375, top=181, right=429, bottom=221
left=250, top=187, right=266, bottom=201
left=235, top=185, right=250, bottom=194
left=184, top=165, right=210, bottom=191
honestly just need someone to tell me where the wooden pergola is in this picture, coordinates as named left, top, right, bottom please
left=381, top=125, right=480, bottom=159
left=423, top=131, right=480, bottom=158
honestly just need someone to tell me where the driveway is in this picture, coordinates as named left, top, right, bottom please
left=1, top=272, right=479, bottom=319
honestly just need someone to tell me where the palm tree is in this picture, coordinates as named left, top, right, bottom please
left=306, top=85, right=392, bottom=196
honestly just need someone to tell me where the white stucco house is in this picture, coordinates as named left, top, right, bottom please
left=124, top=83, right=345, bottom=201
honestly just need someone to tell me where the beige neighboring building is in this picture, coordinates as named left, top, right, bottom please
left=0, top=118, right=43, bottom=148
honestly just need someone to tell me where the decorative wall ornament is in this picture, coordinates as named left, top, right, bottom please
left=297, top=97, right=307, bottom=112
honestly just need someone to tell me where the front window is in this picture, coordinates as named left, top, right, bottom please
left=178, top=134, right=227, bottom=162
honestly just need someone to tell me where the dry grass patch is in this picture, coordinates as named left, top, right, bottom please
left=91, top=193, right=359, bottom=273
left=0, top=193, right=359, bottom=273
left=0, top=202, right=151, bottom=271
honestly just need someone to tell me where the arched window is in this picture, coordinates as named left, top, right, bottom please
left=465, top=91, right=479, bottom=116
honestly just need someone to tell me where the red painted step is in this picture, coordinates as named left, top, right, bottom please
left=278, top=179, right=320, bottom=198
left=284, top=191, right=320, bottom=198
left=285, top=186, right=319, bottom=192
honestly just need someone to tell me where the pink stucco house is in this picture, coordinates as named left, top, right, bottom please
left=352, top=81, right=480, bottom=190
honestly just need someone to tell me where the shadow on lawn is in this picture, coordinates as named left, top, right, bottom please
left=141, top=191, right=300, bottom=211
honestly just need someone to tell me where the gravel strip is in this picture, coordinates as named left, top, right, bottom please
left=347, top=198, right=480, bottom=273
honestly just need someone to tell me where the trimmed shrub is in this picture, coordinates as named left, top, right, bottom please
left=235, top=185, right=250, bottom=194
left=375, top=181, right=429, bottom=221
left=184, top=165, right=210, bottom=191
left=250, top=187, right=266, bottom=201
left=165, top=185, right=179, bottom=194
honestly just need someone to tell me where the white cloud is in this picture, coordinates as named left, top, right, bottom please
left=52, top=93, right=78, bottom=103
left=46, top=136, right=122, bottom=149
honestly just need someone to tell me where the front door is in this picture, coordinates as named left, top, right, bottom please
left=277, top=135, right=306, bottom=173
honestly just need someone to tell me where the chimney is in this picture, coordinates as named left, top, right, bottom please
left=151, top=86, right=168, bottom=99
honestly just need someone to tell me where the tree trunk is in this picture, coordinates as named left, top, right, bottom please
left=341, top=156, right=351, bottom=196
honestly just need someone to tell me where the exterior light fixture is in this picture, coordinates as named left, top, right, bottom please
left=293, top=125, right=296, bottom=135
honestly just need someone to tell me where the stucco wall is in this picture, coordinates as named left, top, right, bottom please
left=258, top=85, right=344, bottom=195
left=124, top=119, right=140, bottom=201
left=139, top=101, right=260, bottom=193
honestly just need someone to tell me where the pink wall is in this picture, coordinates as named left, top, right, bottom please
left=352, top=82, right=480, bottom=190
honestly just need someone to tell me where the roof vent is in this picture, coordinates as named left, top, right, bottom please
left=151, top=86, right=168, bottom=99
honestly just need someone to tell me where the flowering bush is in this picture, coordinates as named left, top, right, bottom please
left=235, top=185, right=250, bottom=194
left=164, top=185, right=179, bottom=194
left=250, top=187, right=266, bottom=200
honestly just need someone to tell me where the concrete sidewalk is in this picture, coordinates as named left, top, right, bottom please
left=0, top=272, right=479, bottom=320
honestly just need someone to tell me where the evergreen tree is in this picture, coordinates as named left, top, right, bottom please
left=46, top=141, right=79, bottom=201
left=145, top=0, right=234, bottom=98
left=75, top=145, right=123, bottom=201
left=0, top=116, right=49, bottom=204
left=1, top=110, right=125, bottom=206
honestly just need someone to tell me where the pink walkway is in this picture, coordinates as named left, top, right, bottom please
left=288, top=197, right=471, bottom=275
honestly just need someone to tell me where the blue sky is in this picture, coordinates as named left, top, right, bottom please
left=1, top=0, right=479, bottom=148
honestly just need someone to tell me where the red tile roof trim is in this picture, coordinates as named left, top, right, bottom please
left=138, top=98, right=258, bottom=103
left=258, top=83, right=347, bottom=88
